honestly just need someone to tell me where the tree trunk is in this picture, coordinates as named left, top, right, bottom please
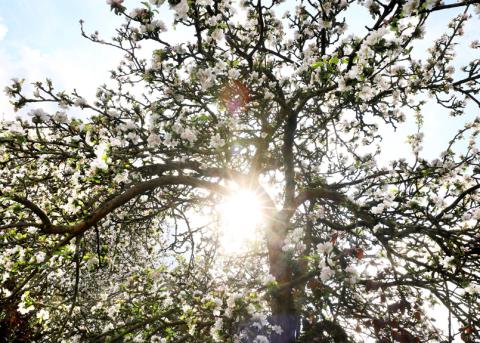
left=267, top=219, right=299, bottom=343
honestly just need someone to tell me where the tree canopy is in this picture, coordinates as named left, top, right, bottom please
left=1, top=0, right=480, bottom=342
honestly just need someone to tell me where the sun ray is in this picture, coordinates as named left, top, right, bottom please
left=217, top=189, right=264, bottom=253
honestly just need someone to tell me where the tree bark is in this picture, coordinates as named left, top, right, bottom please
left=267, top=216, right=299, bottom=343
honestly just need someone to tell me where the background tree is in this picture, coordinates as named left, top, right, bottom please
left=1, top=0, right=480, bottom=342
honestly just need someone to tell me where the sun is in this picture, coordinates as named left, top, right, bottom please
left=217, top=189, right=264, bottom=253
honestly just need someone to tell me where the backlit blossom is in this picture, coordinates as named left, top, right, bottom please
left=465, top=284, right=480, bottom=295
left=29, top=108, right=48, bottom=122
left=1, top=0, right=479, bottom=340
left=74, top=97, right=87, bottom=107
left=35, top=251, right=46, bottom=263
left=320, top=266, right=334, bottom=283
left=317, top=241, right=333, bottom=255
left=147, top=132, right=162, bottom=146
left=36, top=309, right=50, bottom=322
left=18, top=302, right=34, bottom=315
left=172, top=0, right=189, bottom=18
left=149, top=0, right=165, bottom=6
left=107, top=0, right=124, bottom=5
left=272, top=325, right=283, bottom=335
left=440, top=255, right=456, bottom=270
left=181, top=128, right=197, bottom=143
left=210, top=134, right=225, bottom=148
left=52, top=111, right=68, bottom=123
left=253, top=335, right=269, bottom=343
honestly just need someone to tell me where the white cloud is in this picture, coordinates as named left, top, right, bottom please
left=0, top=42, right=122, bottom=120
left=0, top=17, right=7, bottom=41
left=0, top=2, right=125, bottom=120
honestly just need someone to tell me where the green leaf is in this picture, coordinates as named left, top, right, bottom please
left=329, top=56, right=339, bottom=64
left=311, top=60, right=324, bottom=69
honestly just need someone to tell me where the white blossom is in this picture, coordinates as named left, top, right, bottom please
left=107, top=0, right=124, bottom=5
left=211, top=317, right=223, bottom=342
left=197, top=68, right=216, bottom=90
left=210, top=133, right=225, bottom=148
left=465, top=284, right=480, bottom=295
left=1, top=288, right=12, bottom=297
left=252, top=312, right=269, bottom=328
left=317, top=241, right=333, bottom=255
left=108, top=109, right=120, bottom=118
left=271, top=325, right=283, bottom=335
left=92, top=143, right=109, bottom=170
left=152, top=20, right=166, bottom=32
left=18, top=302, right=34, bottom=315
left=172, top=0, right=189, bottom=18
left=149, top=0, right=165, bottom=6
left=440, top=255, right=455, bottom=270
left=147, top=132, right=162, bottom=147
left=320, top=266, right=334, bottom=283
left=253, top=335, right=269, bottom=343
left=345, top=265, right=359, bottom=284
left=35, top=251, right=46, bottom=263
left=151, top=335, right=167, bottom=343
left=52, top=111, right=68, bottom=123
left=264, top=90, right=274, bottom=100
left=181, top=128, right=197, bottom=143
left=7, top=121, right=24, bottom=135
left=29, top=108, right=49, bottom=122
left=228, top=68, right=241, bottom=80
left=371, top=203, right=385, bottom=214
left=211, top=29, right=224, bottom=41
left=18, top=293, right=34, bottom=315
left=164, top=132, right=178, bottom=147
left=74, top=97, right=87, bottom=107
left=262, top=274, right=276, bottom=285
left=36, top=309, right=50, bottom=322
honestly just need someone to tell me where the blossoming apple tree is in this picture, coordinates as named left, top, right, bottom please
left=1, top=0, right=480, bottom=341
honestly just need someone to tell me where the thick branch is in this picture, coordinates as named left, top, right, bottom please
left=282, top=111, right=298, bottom=209
left=4, top=194, right=52, bottom=228
left=293, top=187, right=376, bottom=225
left=45, top=176, right=228, bottom=235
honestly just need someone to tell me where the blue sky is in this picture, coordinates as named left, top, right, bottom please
left=0, top=0, right=127, bottom=117
left=0, top=1, right=478, bottom=162
left=0, top=1, right=112, bottom=52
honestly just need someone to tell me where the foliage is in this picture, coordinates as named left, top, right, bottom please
left=1, top=0, right=480, bottom=342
